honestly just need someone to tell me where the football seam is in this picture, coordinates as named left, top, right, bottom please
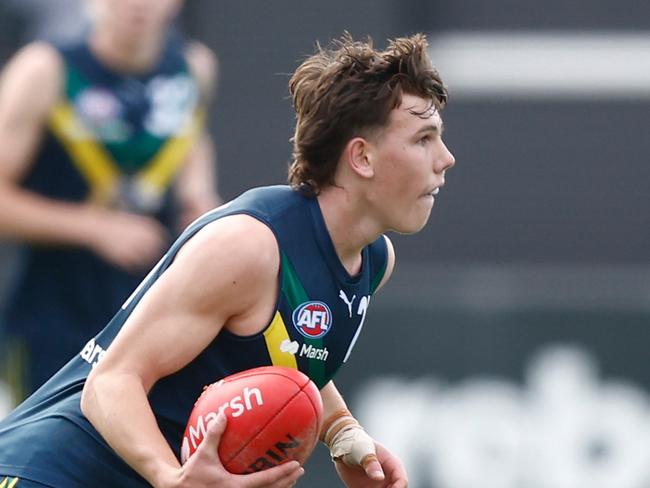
left=223, top=384, right=304, bottom=464
left=300, top=382, right=323, bottom=424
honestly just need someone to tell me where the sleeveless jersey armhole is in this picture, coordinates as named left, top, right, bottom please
left=369, top=234, right=389, bottom=294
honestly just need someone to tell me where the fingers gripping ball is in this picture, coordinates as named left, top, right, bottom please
left=181, top=366, right=323, bottom=473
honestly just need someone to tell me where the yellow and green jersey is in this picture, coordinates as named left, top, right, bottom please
left=4, top=35, right=204, bottom=392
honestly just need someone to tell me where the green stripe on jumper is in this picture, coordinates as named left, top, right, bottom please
left=281, top=251, right=326, bottom=385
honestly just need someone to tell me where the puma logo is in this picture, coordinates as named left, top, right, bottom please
left=339, top=290, right=356, bottom=318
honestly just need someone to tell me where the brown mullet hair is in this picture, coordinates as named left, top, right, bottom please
left=288, top=33, right=447, bottom=195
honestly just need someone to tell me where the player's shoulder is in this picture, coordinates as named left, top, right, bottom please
left=204, top=213, right=276, bottom=245
left=183, top=214, right=279, bottom=276
left=4, top=41, right=64, bottom=80
left=213, top=186, right=307, bottom=228
left=0, top=42, right=64, bottom=112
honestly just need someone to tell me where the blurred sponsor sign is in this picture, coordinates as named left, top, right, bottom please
left=355, top=345, right=650, bottom=488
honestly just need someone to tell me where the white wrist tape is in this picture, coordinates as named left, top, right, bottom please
left=320, top=409, right=378, bottom=468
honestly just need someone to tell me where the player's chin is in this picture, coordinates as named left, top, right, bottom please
left=392, top=206, right=433, bottom=235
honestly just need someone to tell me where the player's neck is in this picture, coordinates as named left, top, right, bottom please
left=317, top=187, right=383, bottom=275
left=89, top=27, right=165, bottom=74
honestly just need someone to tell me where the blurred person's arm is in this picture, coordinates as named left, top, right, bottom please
left=175, top=41, right=222, bottom=229
left=0, top=42, right=166, bottom=272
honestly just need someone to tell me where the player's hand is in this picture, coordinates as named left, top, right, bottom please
left=334, top=441, right=408, bottom=488
left=175, top=412, right=305, bottom=488
left=82, top=207, right=168, bottom=273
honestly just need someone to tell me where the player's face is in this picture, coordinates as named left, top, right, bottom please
left=366, top=93, right=455, bottom=234
left=92, top=0, right=182, bottom=38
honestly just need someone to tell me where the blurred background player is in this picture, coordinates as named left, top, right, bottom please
left=0, top=0, right=220, bottom=402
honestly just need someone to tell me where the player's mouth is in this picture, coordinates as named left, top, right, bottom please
left=422, top=186, right=441, bottom=198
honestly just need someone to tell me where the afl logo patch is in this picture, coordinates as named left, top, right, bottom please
left=292, top=301, right=332, bottom=339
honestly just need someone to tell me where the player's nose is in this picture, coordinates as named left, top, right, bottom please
left=435, top=141, right=455, bottom=173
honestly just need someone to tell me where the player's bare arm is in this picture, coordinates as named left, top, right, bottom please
left=0, top=42, right=69, bottom=238
left=81, top=214, right=300, bottom=487
left=175, top=41, right=222, bottom=227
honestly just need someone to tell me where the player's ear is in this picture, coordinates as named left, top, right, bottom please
left=345, top=137, right=374, bottom=179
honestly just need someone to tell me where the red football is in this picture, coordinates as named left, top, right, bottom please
left=180, top=366, right=323, bottom=473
